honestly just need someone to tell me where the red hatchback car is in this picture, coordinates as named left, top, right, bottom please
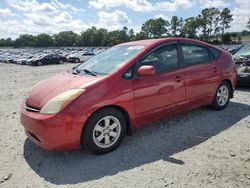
left=21, top=38, right=236, bottom=154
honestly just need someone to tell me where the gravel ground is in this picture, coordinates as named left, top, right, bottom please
left=0, top=63, right=250, bottom=188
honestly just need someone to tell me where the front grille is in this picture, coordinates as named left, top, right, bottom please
left=25, top=103, right=40, bottom=112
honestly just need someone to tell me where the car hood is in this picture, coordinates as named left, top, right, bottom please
left=26, top=72, right=100, bottom=109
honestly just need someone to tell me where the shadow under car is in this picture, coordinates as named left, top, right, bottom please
left=23, top=101, right=250, bottom=185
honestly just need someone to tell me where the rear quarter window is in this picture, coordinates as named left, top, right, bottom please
left=209, top=47, right=221, bottom=60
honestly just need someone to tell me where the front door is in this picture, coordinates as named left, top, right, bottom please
left=133, top=43, right=186, bottom=126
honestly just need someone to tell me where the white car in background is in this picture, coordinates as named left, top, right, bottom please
left=68, top=52, right=95, bottom=63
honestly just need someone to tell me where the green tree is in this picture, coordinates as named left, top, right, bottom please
left=0, top=38, right=14, bottom=47
left=231, top=32, right=238, bottom=43
left=237, top=35, right=242, bottom=43
left=53, top=31, right=79, bottom=47
left=240, top=30, right=250, bottom=36
left=199, top=8, right=220, bottom=42
left=134, top=31, right=147, bottom=40
left=14, top=34, right=36, bottom=47
left=91, top=27, right=107, bottom=46
left=170, top=16, right=183, bottom=36
left=95, top=28, right=109, bottom=46
left=34, top=33, right=54, bottom=47
left=79, top=27, right=108, bottom=46
left=181, top=17, right=200, bottom=38
left=79, top=28, right=93, bottom=46
left=128, top=28, right=135, bottom=41
left=106, top=30, right=122, bottom=46
left=222, top=32, right=232, bottom=44
left=141, top=18, right=169, bottom=38
left=220, top=8, right=233, bottom=43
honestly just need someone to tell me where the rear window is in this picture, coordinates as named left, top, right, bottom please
left=209, top=47, right=221, bottom=60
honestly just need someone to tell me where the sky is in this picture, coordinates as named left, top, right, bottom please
left=0, top=0, right=249, bottom=39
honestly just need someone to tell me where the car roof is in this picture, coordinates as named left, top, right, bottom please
left=118, top=37, right=218, bottom=49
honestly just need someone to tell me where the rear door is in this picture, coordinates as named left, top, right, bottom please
left=133, top=43, right=186, bottom=125
left=44, top=55, right=53, bottom=64
left=52, top=54, right=60, bottom=63
left=179, top=42, right=219, bottom=109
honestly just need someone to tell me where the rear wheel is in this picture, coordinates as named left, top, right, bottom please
left=82, top=108, right=126, bottom=154
left=75, top=58, right=80, bottom=63
left=37, top=61, right=42, bottom=66
left=59, top=60, right=64, bottom=64
left=211, top=81, right=230, bottom=110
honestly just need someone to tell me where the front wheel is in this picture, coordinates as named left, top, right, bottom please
left=210, top=81, right=231, bottom=110
left=82, top=108, right=126, bottom=154
left=75, top=58, right=80, bottom=63
left=37, top=61, right=42, bottom=66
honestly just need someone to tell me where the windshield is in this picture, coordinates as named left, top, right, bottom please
left=78, top=45, right=145, bottom=75
left=235, top=44, right=250, bottom=57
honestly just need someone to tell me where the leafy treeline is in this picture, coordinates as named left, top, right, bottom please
left=1, top=8, right=250, bottom=47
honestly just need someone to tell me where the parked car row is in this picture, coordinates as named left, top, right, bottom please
left=0, top=43, right=249, bottom=85
left=218, top=44, right=246, bottom=55
left=0, top=47, right=108, bottom=66
left=67, top=52, right=95, bottom=63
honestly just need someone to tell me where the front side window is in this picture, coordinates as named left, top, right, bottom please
left=138, top=44, right=179, bottom=73
left=181, top=44, right=209, bottom=66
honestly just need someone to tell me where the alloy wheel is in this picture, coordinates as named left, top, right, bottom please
left=93, top=116, right=121, bottom=148
left=216, top=85, right=229, bottom=106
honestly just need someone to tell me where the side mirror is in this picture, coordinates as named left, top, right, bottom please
left=137, top=65, right=156, bottom=76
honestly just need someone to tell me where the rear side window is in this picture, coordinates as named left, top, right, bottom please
left=209, top=47, right=221, bottom=60
left=181, top=44, right=209, bottom=66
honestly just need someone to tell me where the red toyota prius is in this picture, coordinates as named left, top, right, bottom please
left=21, top=38, right=236, bottom=154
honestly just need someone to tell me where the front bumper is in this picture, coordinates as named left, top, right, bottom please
left=20, top=101, right=86, bottom=151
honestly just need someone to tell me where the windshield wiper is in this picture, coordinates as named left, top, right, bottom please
left=83, top=69, right=97, bottom=77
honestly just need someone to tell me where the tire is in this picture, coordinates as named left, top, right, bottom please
left=210, top=81, right=231, bottom=111
left=82, top=108, right=126, bottom=154
left=37, top=61, right=42, bottom=66
left=59, top=60, right=64, bottom=64
left=75, top=58, right=80, bottom=63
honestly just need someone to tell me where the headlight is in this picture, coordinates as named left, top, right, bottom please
left=40, top=89, right=85, bottom=114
